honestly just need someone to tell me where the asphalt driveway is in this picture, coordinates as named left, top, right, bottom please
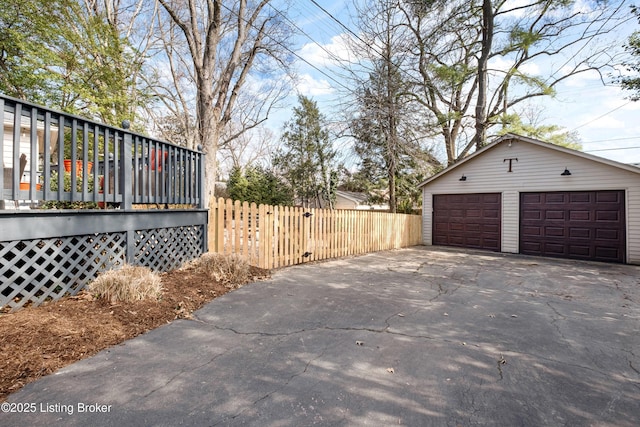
left=1, top=247, right=639, bottom=426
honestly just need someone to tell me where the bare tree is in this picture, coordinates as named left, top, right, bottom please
left=217, top=123, right=277, bottom=177
left=155, top=0, right=293, bottom=205
left=399, top=0, right=631, bottom=165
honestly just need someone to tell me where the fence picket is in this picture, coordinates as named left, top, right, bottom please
left=208, top=198, right=422, bottom=269
left=216, top=198, right=225, bottom=254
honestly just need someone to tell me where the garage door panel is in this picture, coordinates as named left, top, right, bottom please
left=522, top=210, right=542, bottom=220
left=484, top=209, right=500, bottom=219
left=521, top=226, right=541, bottom=237
left=466, top=223, right=481, bottom=232
left=596, top=192, right=621, bottom=203
left=596, top=229, right=620, bottom=240
left=596, top=211, right=620, bottom=222
left=570, top=193, right=591, bottom=203
left=483, top=224, right=500, bottom=233
left=449, top=236, right=464, bottom=245
left=569, top=245, right=590, bottom=257
left=433, top=193, right=501, bottom=251
left=520, top=191, right=625, bottom=263
left=595, top=247, right=621, bottom=261
left=522, top=193, right=541, bottom=204
left=569, top=211, right=590, bottom=221
left=546, top=194, right=567, bottom=203
left=569, top=228, right=590, bottom=239
left=483, top=239, right=500, bottom=250
left=450, top=223, right=464, bottom=232
left=544, top=226, right=565, bottom=237
left=466, top=238, right=481, bottom=246
left=545, top=210, right=565, bottom=220
left=544, top=243, right=566, bottom=255
left=521, top=241, right=542, bottom=252
left=466, top=209, right=481, bottom=218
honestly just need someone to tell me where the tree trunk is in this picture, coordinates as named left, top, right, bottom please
left=197, top=73, right=218, bottom=208
left=473, top=0, right=493, bottom=150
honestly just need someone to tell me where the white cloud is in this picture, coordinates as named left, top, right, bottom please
left=580, top=115, right=625, bottom=130
left=294, top=73, right=334, bottom=96
left=299, top=34, right=353, bottom=68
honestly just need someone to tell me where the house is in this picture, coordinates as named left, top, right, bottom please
left=418, top=133, right=640, bottom=264
left=335, top=190, right=388, bottom=210
left=2, top=115, right=59, bottom=188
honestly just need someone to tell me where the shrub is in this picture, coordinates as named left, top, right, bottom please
left=41, top=170, right=98, bottom=209
left=88, top=265, right=163, bottom=303
left=191, top=253, right=250, bottom=288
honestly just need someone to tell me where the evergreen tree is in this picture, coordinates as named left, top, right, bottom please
left=274, top=96, right=338, bottom=208
left=227, top=166, right=293, bottom=206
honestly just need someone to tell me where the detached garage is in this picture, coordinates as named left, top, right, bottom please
left=419, top=134, right=640, bottom=264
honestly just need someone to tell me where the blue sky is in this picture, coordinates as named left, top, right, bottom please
left=266, top=0, right=640, bottom=165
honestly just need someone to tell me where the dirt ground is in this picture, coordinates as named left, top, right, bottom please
left=0, top=264, right=270, bottom=402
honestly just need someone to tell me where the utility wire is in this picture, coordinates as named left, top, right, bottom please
left=569, top=101, right=632, bottom=131
left=265, top=3, right=362, bottom=82
left=216, top=2, right=356, bottom=95
left=581, top=136, right=640, bottom=144
left=584, top=146, right=640, bottom=152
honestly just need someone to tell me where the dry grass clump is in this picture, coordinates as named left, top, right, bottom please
left=190, top=253, right=250, bottom=288
left=88, top=265, right=163, bottom=303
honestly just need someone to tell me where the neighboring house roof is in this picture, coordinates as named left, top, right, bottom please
left=336, top=190, right=370, bottom=204
left=418, top=133, right=640, bottom=188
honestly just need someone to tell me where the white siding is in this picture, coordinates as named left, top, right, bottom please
left=502, top=191, right=519, bottom=253
left=627, top=187, right=640, bottom=264
left=421, top=138, right=640, bottom=264
left=422, top=188, right=433, bottom=245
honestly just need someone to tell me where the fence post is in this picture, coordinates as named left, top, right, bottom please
left=208, top=198, right=216, bottom=253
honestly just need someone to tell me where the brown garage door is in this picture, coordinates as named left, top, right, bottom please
left=433, top=193, right=501, bottom=251
left=520, top=191, right=625, bottom=263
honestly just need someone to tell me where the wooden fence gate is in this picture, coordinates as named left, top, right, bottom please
left=208, top=198, right=422, bottom=269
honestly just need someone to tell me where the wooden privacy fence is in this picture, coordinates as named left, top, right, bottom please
left=208, top=197, right=422, bottom=269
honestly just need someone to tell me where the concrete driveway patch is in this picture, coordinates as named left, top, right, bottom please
left=1, top=247, right=639, bottom=426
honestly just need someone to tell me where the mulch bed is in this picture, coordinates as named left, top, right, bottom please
left=0, top=265, right=270, bottom=402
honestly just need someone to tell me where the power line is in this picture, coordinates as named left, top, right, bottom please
left=266, top=3, right=362, bottom=82
left=584, top=146, right=640, bottom=152
left=569, top=101, right=632, bottom=132
left=306, top=0, right=364, bottom=46
left=581, top=136, right=640, bottom=144
left=216, top=2, right=356, bottom=95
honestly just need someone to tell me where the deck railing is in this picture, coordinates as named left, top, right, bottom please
left=0, top=94, right=204, bottom=210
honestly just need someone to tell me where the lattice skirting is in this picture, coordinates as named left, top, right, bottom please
left=134, top=226, right=204, bottom=271
left=1, top=225, right=204, bottom=311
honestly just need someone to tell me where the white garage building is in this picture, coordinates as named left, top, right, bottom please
left=418, top=134, right=640, bottom=264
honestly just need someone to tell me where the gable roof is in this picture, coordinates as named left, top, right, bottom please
left=418, top=133, right=640, bottom=188
left=336, top=190, right=369, bottom=204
